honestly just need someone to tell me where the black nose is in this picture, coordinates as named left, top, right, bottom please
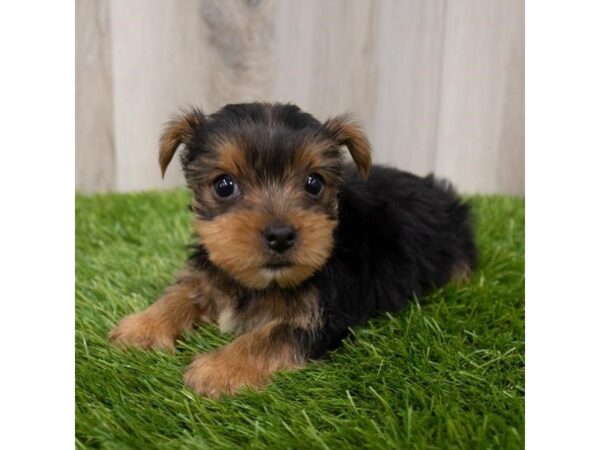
left=263, top=225, right=296, bottom=253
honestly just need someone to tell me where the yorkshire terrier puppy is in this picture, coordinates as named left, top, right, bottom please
left=109, top=102, right=476, bottom=398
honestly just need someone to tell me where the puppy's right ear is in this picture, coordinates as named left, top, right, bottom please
left=159, top=107, right=205, bottom=177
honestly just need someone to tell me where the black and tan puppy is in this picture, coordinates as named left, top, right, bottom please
left=109, top=102, right=476, bottom=398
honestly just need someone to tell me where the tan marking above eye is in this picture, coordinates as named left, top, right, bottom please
left=214, top=138, right=248, bottom=178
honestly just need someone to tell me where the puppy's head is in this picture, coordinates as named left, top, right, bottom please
left=160, top=103, right=371, bottom=289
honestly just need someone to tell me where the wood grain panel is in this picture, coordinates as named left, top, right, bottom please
left=75, top=0, right=115, bottom=192
left=369, top=0, right=447, bottom=175
left=434, top=0, right=524, bottom=194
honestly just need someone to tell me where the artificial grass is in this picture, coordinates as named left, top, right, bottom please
left=76, top=190, right=524, bottom=450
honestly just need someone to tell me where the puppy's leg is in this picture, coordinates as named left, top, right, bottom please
left=184, top=322, right=307, bottom=398
left=109, top=272, right=209, bottom=350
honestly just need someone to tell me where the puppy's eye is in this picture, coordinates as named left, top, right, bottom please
left=212, top=174, right=240, bottom=199
left=305, top=173, right=324, bottom=196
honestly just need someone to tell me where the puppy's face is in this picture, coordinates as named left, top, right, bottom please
left=159, top=103, right=371, bottom=289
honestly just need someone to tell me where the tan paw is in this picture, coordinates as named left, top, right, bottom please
left=183, top=351, right=269, bottom=398
left=109, top=312, right=175, bottom=350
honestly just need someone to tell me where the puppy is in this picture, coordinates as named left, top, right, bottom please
left=109, top=102, right=477, bottom=398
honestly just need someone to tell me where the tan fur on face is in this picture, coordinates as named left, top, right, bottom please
left=195, top=209, right=336, bottom=289
left=183, top=321, right=303, bottom=398
left=215, top=138, right=249, bottom=178
left=290, top=138, right=339, bottom=175
left=187, top=130, right=341, bottom=290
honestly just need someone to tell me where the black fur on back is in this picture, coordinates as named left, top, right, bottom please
left=306, top=165, right=476, bottom=357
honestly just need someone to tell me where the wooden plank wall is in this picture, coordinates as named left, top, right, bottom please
left=76, top=0, right=524, bottom=195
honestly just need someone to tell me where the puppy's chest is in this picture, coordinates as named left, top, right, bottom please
left=215, top=291, right=269, bottom=334
left=209, top=286, right=320, bottom=334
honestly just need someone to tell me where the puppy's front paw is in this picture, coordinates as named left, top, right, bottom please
left=109, top=312, right=175, bottom=350
left=183, top=351, right=269, bottom=398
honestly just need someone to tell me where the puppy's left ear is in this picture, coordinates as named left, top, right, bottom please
left=159, top=107, right=205, bottom=177
left=323, top=114, right=372, bottom=180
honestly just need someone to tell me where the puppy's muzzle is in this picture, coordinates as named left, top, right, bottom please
left=263, top=224, right=296, bottom=253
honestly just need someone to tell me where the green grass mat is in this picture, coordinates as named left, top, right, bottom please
left=76, top=190, right=524, bottom=449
